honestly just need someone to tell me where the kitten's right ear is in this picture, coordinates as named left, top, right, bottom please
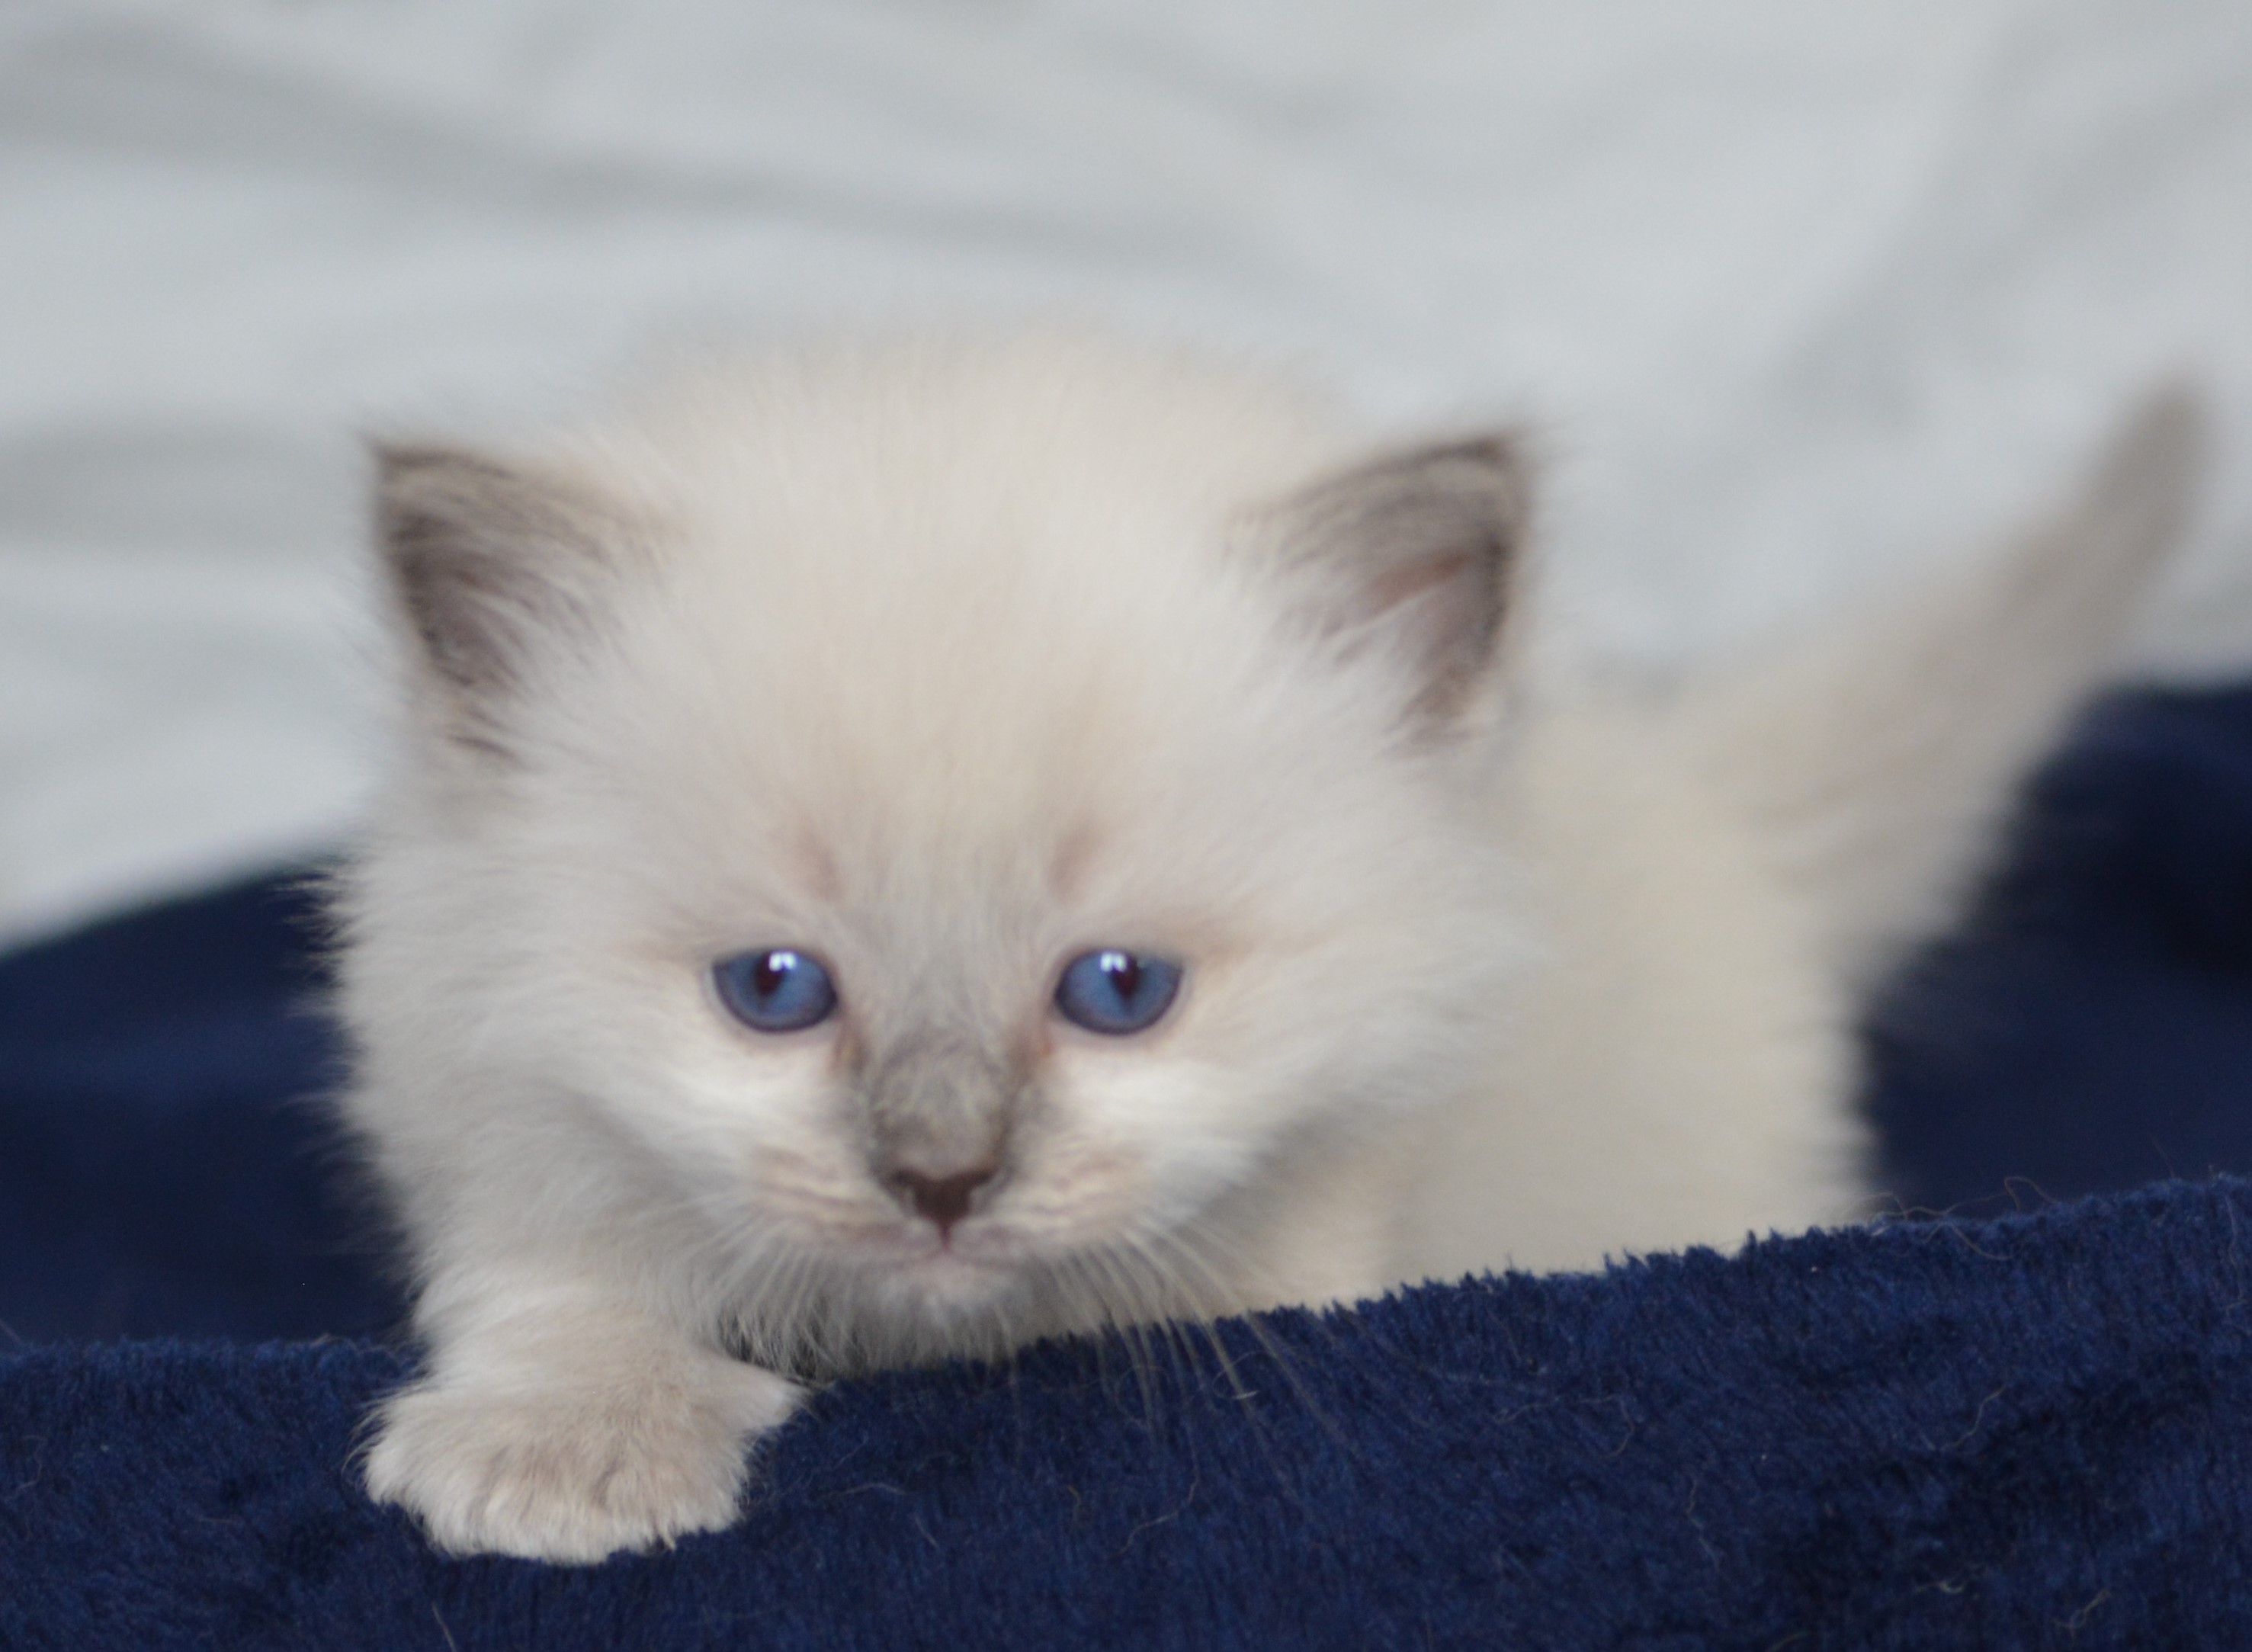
left=373, top=441, right=634, bottom=745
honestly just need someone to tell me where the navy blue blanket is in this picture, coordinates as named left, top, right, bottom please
left=7, top=685, right=2252, bottom=1649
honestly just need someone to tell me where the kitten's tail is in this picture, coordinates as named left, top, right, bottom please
left=1673, top=387, right=2209, bottom=988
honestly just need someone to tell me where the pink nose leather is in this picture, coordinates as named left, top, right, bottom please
left=888, top=1165, right=996, bottom=1237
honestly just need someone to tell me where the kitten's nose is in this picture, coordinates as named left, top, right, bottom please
left=887, top=1163, right=998, bottom=1238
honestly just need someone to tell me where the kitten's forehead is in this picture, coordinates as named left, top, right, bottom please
left=569, top=339, right=1371, bottom=867
left=504, top=335, right=1467, bottom=976
left=643, top=339, right=1343, bottom=666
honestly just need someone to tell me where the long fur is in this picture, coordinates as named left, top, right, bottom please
left=335, top=331, right=2201, bottom=1559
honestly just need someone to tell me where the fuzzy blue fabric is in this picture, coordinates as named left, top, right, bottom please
left=6, top=685, right=2252, bottom=1649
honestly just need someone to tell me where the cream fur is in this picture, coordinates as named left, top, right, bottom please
left=337, top=331, right=2201, bottom=1560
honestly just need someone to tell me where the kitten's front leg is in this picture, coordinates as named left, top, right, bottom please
left=361, top=1266, right=801, bottom=1563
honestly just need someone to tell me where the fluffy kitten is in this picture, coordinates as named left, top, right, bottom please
left=337, top=332, right=2199, bottom=1561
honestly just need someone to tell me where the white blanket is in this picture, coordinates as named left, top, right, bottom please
left=4, top=0, right=2249, bottom=944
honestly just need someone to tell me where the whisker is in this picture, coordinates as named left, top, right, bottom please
left=1148, top=1224, right=1355, bottom=1457
left=1096, top=1246, right=1170, bottom=1429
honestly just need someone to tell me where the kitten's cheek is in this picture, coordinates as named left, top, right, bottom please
left=1135, top=1137, right=1260, bottom=1221
left=1047, top=1066, right=1259, bottom=1220
left=666, top=1049, right=838, bottom=1166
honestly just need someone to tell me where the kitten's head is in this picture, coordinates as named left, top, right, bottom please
left=345, top=333, right=1532, bottom=1371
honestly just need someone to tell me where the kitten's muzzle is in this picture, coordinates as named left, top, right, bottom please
left=861, top=1028, right=1022, bottom=1240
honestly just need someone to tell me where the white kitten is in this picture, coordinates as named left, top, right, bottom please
left=336, top=332, right=2199, bottom=1561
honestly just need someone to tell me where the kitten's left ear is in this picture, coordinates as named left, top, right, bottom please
left=1258, top=435, right=1532, bottom=732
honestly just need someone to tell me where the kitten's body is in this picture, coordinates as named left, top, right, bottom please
left=339, top=333, right=2198, bottom=1559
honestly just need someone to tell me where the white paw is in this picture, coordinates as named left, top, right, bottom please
left=361, top=1349, right=802, bottom=1562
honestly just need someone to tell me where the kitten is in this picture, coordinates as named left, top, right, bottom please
left=337, top=332, right=2199, bottom=1561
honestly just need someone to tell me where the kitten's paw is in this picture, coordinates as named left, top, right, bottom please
left=361, top=1351, right=802, bottom=1562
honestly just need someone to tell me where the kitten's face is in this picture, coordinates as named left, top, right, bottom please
left=357, top=338, right=1529, bottom=1369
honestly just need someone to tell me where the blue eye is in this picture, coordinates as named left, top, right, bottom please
left=712, top=949, right=837, bottom=1033
left=1054, top=949, right=1183, bottom=1035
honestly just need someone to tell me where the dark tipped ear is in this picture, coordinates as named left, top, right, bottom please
left=373, top=441, right=630, bottom=725
left=1261, top=435, right=1532, bottom=728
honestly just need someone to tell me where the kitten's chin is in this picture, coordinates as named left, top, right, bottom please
left=789, top=1211, right=1136, bottom=1344
left=832, top=1221, right=1036, bottom=1321
left=872, top=1253, right=1020, bottom=1320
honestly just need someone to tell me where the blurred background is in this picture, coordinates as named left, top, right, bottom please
left=4, top=0, right=2251, bottom=950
